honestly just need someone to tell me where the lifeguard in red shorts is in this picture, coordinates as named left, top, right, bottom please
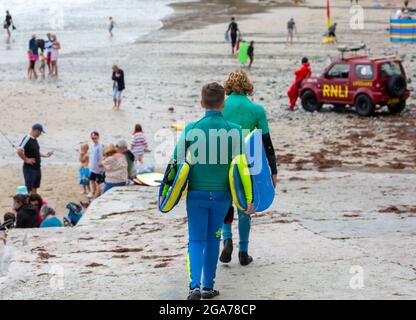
left=287, top=57, right=311, bottom=111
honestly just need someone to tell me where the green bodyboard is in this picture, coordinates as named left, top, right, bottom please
left=238, top=42, right=249, bottom=64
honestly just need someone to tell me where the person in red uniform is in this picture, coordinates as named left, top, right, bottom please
left=287, top=57, right=311, bottom=111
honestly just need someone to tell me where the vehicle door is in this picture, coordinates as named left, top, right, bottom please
left=320, top=63, right=351, bottom=104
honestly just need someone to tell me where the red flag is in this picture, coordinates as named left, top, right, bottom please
left=327, top=0, right=332, bottom=29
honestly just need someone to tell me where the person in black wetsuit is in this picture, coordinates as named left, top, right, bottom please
left=226, top=17, right=239, bottom=55
left=4, top=11, right=13, bottom=38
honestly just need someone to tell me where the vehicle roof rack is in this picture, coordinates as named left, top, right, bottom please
left=337, top=43, right=367, bottom=59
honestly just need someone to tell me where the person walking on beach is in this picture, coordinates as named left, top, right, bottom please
left=328, top=22, right=338, bottom=43
left=247, top=41, right=255, bottom=69
left=287, top=18, right=298, bottom=45
left=4, top=11, right=14, bottom=38
left=172, top=83, right=252, bottom=300
left=287, top=57, right=311, bottom=111
left=131, top=124, right=150, bottom=163
left=108, top=17, right=117, bottom=37
left=220, top=70, right=278, bottom=267
left=16, top=124, right=53, bottom=195
left=89, top=132, right=104, bottom=199
left=112, top=65, right=125, bottom=110
left=51, top=34, right=61, bottom=77
left=226, top=17, right=239, bottom=55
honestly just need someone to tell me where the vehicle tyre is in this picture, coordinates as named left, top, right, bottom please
left=387, top=75, right=407, bottom=98
left=355, top=94, right=375, bottom=116
left=388, top=100, right=406, bottom=114
left=301, top=90, right=322, bottom=112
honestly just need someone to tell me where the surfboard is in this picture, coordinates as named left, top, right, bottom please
left=134, top=173, right=164, bottom=187
left=224, top=32, right=230, bottom=42
left=230, top=130, right=275, bottom=212
left=245, top=130, right=275, bottom=212
left=238, top=41, right=249, bottom=65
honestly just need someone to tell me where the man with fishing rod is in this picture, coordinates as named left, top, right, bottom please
left=15, top=124, right=53, bottom=195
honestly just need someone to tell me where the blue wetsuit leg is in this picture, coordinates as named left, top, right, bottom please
left=187, top=191, right=231, bottom=290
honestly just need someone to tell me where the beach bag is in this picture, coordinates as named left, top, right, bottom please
left=64, top=202, right=83, bottom=226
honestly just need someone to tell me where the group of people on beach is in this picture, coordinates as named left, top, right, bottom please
left=28, top=33, right=61, bottom=80
left=0, top=187, right=63, bottom=232
left=78, top=125, right=150, bottom=199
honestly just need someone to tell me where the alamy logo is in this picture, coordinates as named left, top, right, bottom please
left=49, top=4, right=65, bottom=30
left=349, top=265, right=365, bottom=289
left=350, top=5, right=365, bottom=30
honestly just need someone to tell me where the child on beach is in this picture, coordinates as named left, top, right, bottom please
left=248, top=41, right=254, bottom=69
left=38, top=52, right=46, bottom=79
left=108, top=17, right=117, bottom=37
left=79, top=143, right=91, bottom=195
left=27, top=50, right=38, bottom=80
left=131, top=124, right=150, bottom=164
left=172, top=83, right=253, bottom=300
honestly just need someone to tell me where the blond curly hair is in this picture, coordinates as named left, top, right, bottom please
left=224, top=69, right=254, bottom=96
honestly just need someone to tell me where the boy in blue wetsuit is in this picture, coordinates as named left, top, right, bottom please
left=173, top=83, right=253, bottom=300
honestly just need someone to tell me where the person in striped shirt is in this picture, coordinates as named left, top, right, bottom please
left=130, top=124, right=150, bottom=163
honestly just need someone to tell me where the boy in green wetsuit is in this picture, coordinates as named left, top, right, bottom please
left=173, top=83, right=253, bottom=300
left=221, top=70, right=278, bottom=266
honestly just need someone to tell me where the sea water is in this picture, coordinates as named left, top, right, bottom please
left=0, top=0, right=180, bottom=64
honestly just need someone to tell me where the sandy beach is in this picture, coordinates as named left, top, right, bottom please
left=1, top=0, right=415, bottom=215
left=0, top=0, right=415, bottom=300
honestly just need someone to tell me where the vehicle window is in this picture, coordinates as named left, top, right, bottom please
left=327, top=64, right=350, bottom=79
left=355, top=64, right=374, bottom=80
left=380, top=62, right=402, bottom=77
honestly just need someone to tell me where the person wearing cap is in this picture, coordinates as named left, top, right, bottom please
left=116, top=140, right=136, bottom=180
left=39, top=206, right=63, bottom=228
left=16, top=124, right=53, bottom=195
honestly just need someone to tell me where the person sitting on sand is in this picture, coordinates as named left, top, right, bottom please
left=40, top=206, right=63, bottom=228
left=29, top=193, right=46, bottom=226
left=100, top=143, right=128, bottom=193
left=0, top=212, right=16, bottom=231
left=131, top=124, right=150, bottom=164
left=112, top=65, right=125, bottom=110
left=14, top=194, right=39, bottom=229
left=79, top=143, right=91, bottom=195
left=116, top=140, right=137, bottom=181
